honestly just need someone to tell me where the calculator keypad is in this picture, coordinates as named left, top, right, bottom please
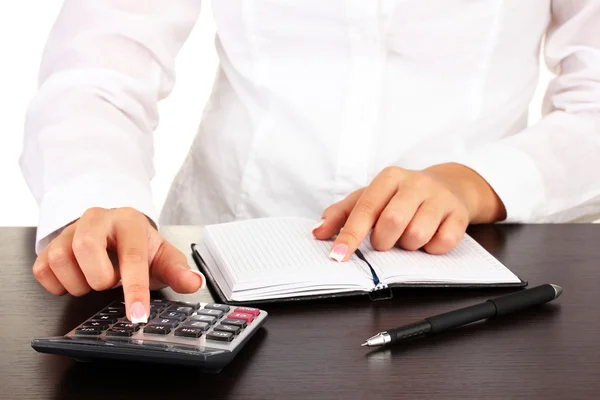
left=72, top=301, right=262, bottom=347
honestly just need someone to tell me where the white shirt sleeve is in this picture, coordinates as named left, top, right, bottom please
left=20, top=1, right=203, bottom=254
left=453, top=0, right=600, bottom=223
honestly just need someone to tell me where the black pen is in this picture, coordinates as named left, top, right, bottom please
left=362, top=283, right=562, bottom=347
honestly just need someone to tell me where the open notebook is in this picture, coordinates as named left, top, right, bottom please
left=191, top=217, right=525, bottom=304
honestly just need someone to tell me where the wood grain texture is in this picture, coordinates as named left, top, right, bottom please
left=1, top=224, right=599, bottom=400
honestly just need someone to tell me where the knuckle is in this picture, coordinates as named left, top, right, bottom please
left=437, top=230, right=462, bottom=249
left=32, top=261, right=49, bottom=280
left=88, top=278, right=113, bottom=292
left=83, top=207, right=106, bottom=219
left=117, top=207, right=143, bottom=220
left=47, top=245, right=71, bottom=267
left=340, top=228, right=362, bottom=245
left=381, top=211, right=407, bottom=229
left=123, top=282, right=149, bottom=296
left=72, top=234, right=98, bottom=254
left=380, top=166, right=401, bottom=179
left=355, top=200, right=378, bottom=217
left=405, top=226, right=428, bottom=245
left=120, top=247, right=146, bottom=265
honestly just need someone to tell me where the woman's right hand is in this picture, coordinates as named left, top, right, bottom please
left=31, top=207, right=203, bottom=323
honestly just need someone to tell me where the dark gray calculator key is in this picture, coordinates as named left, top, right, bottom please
left=206, top=331, right=234, bottom=342
left=221, top=318, right=247, bottom=329
left=214, top=324, right=241, bottom=335
left=91, top=314, right=118, bottom=323
left=151, top=318, right=179, bottom=328
left=196, top=309, right=224, bottom=318
left=151, top=299, right=169, bottom=305
left=143, top=325, right=171, bottom=335
left=170, top=301, right=200, bottom=310
left=106, top=328, right=134, bottom=337
left=113, top=322, right=140, bottom=331
left=166, top=306, right=194, bottom=315
left=82, top=321, right=109, bottom=330
left=107, top=302, right=125, bottom=311
left=174, top=327, right=204, bottom=338
left=182, top=321, right=210, bottom=331
left=150, top=303, right=165, bottom=312
left=75, top=327, right=102, bottom=336
left=204, top=304, right=231, bottom=312
left=160, top=311, right=187, bottom=321
left=189, top=315, right=217, bottom=324
left=100, top=309, right=125, bottom=318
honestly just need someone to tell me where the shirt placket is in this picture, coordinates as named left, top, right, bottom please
left=334, top=0, right=387, bottom=200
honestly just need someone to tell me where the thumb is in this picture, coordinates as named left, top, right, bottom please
left=150, top=241, right=203, bottom=293
left=312, top=188, right=364, bottom=240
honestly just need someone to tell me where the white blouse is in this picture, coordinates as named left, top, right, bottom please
left=20, top=0, right=600, bottom=253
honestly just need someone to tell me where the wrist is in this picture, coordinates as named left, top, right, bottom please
left=424, top=162, right=506, bottom=224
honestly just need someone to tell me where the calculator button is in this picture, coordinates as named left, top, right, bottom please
left=166, top=306, right=194, bottom=315
left=113, top=322, right=140, bottom=331
left=107, top=303, right=125, bottom=311
left=171, top=301, right=200, bottom=310
left=82, top=321, right=109, bottom=330
left=151, top=299, right=169, bottom=305
left=160, top=311, right=187, bottom=321
left=91, top=314, right=118, bottom=323
left=75, top=327, right=102, bottom=336
left=234, top=307, right=260, bottom=316
left=214, top=324, right=241, bottom=335
left=204, top=304, right=231, bottom=312
left=182, top=321, right=210, bottom=331
left=106, top=328, right=134, bottom=337
left=189, top=315, right=217, bottom=324
left=152, top=318, right=180, bottom=328
left=174, top=327, right=204, bottom=338
left=196, top=309, right=224, bottom=318
left=100, top=309, right=125, bottom=318
left=221, top=318, right=247, bottom=329
left=206, top=331, right=234, bottom=342
left=228, top=312, right=255, bottom=323
left=151, top=303, right=165, bottom=312
left=143, top=325, right=171, bottom=335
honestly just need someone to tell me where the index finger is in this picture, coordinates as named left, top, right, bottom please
left=330, top=170, right=400, bottom=261
left=113, top=213, right=150, bottom=323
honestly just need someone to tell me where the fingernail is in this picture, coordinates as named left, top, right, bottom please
left=130, top=301, right=148, bottom=323
left=111, top=280, right=122, bottom=289
left=189, top=269, right=204, bottom=284
left=329, top=243, right=348, bottom=262
left=312, top=219, right=325, bottom=232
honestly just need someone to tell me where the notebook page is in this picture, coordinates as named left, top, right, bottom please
left=358, top=234, right=520, bottom=284
left=202, top=217, right=374, bottom=289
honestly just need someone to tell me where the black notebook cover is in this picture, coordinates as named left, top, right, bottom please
left=190, top=243, right=528, bottom=306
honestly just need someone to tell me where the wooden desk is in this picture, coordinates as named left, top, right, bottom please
left=1, top=225, right=598, bottom=399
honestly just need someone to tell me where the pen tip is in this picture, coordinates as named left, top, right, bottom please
left=550, top=284, right=563, bottom=298
left=361, top=341, right=368, bottom=347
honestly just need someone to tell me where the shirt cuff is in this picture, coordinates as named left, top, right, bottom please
left=35, top=173, right=158, bottom=254
left=450, top=143, right=547, bottom=223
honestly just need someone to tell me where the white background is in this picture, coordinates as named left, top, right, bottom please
left=0, top=0, right=553, bottom=227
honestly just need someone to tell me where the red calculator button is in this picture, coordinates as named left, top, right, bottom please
left=233, top=307, right=260, bottom=316
left=228, top=312, right=255, bottom=323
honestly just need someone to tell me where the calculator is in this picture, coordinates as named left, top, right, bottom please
left=31, top=299, right=268, bottom=372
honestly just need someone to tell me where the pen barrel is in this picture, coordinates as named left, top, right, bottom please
left=388, top=320, right=432, bottom=342
left=490, top=284, right=558, bottom=316
left=426, top=302, right=496, bottom=333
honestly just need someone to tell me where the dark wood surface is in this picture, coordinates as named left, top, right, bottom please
left=1, top=224, right=599, bottom=400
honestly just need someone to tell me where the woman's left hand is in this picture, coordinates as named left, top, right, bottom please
left=312, top=163, right=506, bottom=261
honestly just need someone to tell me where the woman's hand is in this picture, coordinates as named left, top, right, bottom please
left=32, top=207, right=203, bottom=323
left=313, top=163, right=506, bottom=261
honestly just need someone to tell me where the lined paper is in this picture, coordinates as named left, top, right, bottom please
left=359, top=234, right=520, bottom=283
left=203, top=217, right=373, bottom=285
